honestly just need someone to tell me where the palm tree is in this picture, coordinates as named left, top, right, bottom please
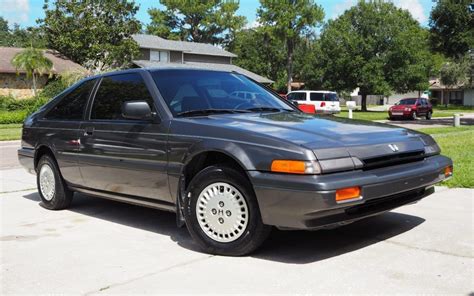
left=11, top=47, right=53, bottom=97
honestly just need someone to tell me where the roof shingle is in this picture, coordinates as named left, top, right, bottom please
left=0, top=47, right=86, bottom=75
left=133, top=34, right=237, bottom=58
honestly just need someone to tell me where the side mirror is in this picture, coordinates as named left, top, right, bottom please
left=122, top=101, right=153, bottom=120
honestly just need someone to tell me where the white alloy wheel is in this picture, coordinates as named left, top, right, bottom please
left=195, top=182, right=249, bottom=243
left=39, top=164, right=56, bottom=201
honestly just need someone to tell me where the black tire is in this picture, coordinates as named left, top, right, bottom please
left=36, top=154, right=73, bottom=210
left=411, top=111, right=417, bottom=120
left=426, top=111, right=432, bottom=120
left=184, top=165, right=271, bottom=256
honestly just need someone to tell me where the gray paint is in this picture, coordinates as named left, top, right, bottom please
left=18, top=68, right=452, bottom=232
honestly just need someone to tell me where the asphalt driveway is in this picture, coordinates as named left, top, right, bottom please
left=1, top=141, right=473, bottom=294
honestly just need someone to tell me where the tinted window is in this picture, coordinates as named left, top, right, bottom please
left=310, top=93, right=324, bottom=101
left=287, top=92, right=306, bottom=101
left=45, top=79, right=96, bottom=120
left=310, top=92, right=338, bottom=101
left=151, top=70, right=293, bottom=116
left=397, top=98, right=417, bottom=105
left=91, top=73, right=155, bottom=120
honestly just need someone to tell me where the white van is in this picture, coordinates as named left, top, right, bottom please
left=287, top=90, right=341, bottom=114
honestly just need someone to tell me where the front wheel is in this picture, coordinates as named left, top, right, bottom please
left=411, top=111, right=417, bottom=120
left=426, top=111, right=432, bottom=120
left=184, top=165, right=271, bottom=256
left=37, top=155, right=73, bottom=210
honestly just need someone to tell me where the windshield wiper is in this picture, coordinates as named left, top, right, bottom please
left=245, top=107, right=295, bottom=113
left=177, top=109, right=251, bottom=117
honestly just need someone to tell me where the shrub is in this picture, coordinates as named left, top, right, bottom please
left=0, top=110, right=28, bottom=124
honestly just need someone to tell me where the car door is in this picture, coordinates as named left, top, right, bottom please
left=416, top=99, right=426, bottom=115
left=77, top=72, right=171, bottom=202
left=40, top=78, right=98, bottom=187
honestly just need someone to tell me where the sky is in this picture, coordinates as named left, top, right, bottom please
left=0, top=0, right=436, bottom=29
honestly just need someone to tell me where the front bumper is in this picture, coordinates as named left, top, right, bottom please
left=249, top=155, right=452, bottom=230
left=18, top=147, right=35, bottom=174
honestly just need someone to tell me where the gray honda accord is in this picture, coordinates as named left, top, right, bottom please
left=18, top=68, right=453, bottom=255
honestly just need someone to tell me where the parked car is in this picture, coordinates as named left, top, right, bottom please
left=389, top=98, right=433, bottom=120
left=286, top=90, right=341, bottom=114
left=18, top=69, right=452, bottom=256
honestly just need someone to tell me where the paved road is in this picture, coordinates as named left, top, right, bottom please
left=377, top=113, right=474, bottom=130
left=1, top=142, right=473, bottom=294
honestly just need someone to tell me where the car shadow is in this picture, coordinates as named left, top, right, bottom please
left=22, top=191, right=425, bottom=264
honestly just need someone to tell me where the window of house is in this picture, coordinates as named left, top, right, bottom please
left=90, top=73, right=155, bottom=120
left=150, top=50, right=169, bottom=62
left=45, top=79, right=96, bottom=120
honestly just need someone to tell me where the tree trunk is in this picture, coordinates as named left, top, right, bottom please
left=286, top=39, right=294, bottom=93
left=32, top=72, right=37, bottom=97
left=361, top=93, right=367, bottom=111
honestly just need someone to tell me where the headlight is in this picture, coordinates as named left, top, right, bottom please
left=271, top=160, right=321, bottom=174
left=404, top=107, right=411, bottom=111
left=420, top=135, right=440, bottom=155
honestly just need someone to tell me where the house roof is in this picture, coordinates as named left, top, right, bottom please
left=133, top=34, right=237, bottom=58
left=0, top=47, right=86, bottom=75
left=132, top=60, right=274, bottom=84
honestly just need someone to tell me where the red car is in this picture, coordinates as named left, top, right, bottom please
left=389, top=98, right=433, bottom=120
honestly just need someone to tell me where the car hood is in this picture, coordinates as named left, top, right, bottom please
left=198, top=112, right=426, bottom=161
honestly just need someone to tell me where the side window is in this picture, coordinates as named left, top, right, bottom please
left=310, top=92, right=324, bottom=101
left=91, top=73, right=155, bottom=120
left=288, top=93, right=306, bottom=101
left=45, top=79, right=96, bottom=120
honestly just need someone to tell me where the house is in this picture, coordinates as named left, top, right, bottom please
left=0, top=47, right=86, bottom=99
left=428, top=78, right=474, bottom=106
left=132, top=34, right=273, bottom=84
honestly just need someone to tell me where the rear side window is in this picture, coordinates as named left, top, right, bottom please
left=310, top=93, right=324, bottom=101
left=45, top=79, right=96, bottom=120
left=91, top=73, right=155, bottom=120
left=288, top=92, right=306, bottom=101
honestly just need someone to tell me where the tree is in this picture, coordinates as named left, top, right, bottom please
left=429, top=0, right=474, bottom=60
left=147, top=1, right=246, bottom=46
left=317, top=1, right=432, bottom=111
left=0, top=17, right=47, bottom=48
left=228, top=28, right=287, bottom=91
left=11, top=47, right=53, bottom=97
left=257, top=0, right=324, bottom=92
left=440, top=57, right=472, bottom=87
left=39, top=0, right=141, bottom=72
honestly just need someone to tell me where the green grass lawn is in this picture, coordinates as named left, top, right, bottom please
left=0, top=124, right=22, bottom=141
left=335, top=109, right=473, bottom=121
left=419, top=126, right=474, bottom=188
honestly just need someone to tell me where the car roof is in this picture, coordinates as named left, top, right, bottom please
left=85, top=67, right=234, bottom=81
left=288, top=90, right=336, bottom=94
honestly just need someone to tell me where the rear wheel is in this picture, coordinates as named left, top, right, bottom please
left=37, top=155, right=73, bottom=210
left=426, top=111, right=432, bottom=120
left=184, top=165, right=271, bottom=256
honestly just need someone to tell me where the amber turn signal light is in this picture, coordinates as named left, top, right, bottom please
left=271, top=160, right=306, bottom=174
left=336, top=186, right=361, bottom=202
left=444, top=166, right=453, bottom=177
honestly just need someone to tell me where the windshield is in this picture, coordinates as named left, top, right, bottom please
left=397, top=98, right=417, bottom=105
left=151, top=70, right=295, bottom=116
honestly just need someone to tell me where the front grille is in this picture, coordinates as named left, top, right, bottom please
left=362, top=151, right=425, bottom=170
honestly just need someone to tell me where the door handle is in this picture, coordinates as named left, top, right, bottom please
left=83, top=126, right=94, bottom=136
